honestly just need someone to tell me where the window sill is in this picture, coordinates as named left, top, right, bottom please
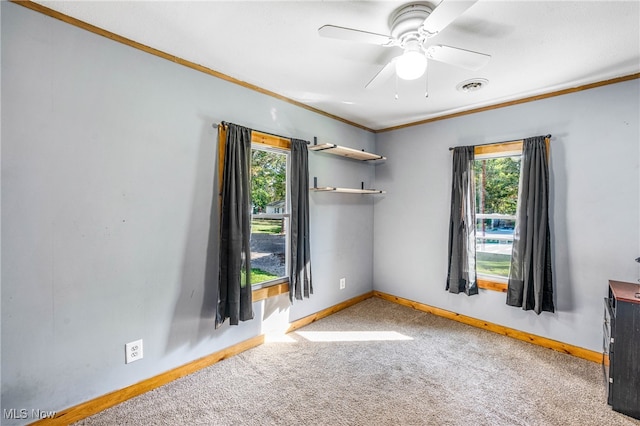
left=252, top=282, right=289, bottom=302
left=477, top=278, right=508, bottom=293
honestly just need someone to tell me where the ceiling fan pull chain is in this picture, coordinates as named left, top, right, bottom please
left=395, top=74, right=399, bottom=100
left=425, top=64, right=429, bottom=98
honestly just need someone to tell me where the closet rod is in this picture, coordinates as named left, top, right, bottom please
left=448, top=134, right=551, bottom=151
left=213, top=122, right=309, bottom=144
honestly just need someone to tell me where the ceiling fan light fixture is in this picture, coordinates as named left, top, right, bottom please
left=396, top=49, right=427, bottom=80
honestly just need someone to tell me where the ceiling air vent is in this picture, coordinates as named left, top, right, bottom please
left=456, top=78, right=489, bottom=92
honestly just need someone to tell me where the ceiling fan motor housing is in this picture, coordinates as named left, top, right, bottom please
left=389, top=3, right=435, bottom=48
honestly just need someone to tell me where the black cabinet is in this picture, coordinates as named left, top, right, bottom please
left=604, top=280, right=640, bottom=420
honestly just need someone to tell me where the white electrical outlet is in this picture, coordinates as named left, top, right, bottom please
left=340, top=278, right=346, bottom=290
left=125, top=339, right=143, bottom=364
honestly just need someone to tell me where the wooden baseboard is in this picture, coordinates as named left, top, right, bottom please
left=32, top=291, right=373, bottom=425
left=32, top=335, right=264, bottom=425
left=373, top=290, right=602, bottom=364
left=287, top=291, right=374, bottom=333
left=32, top=289, right=598, bottom=425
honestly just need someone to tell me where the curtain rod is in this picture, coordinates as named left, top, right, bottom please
left=213, top=122, right=310, bottom=144
left=448, top=134, right=551, bottom=151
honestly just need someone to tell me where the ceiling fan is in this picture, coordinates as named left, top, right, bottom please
left=318, top=0, right=490, bottom=92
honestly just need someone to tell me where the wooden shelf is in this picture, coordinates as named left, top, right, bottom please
left=311, top=186, right=385, bottom=194
left=309, top=139, right=387, bottom=194
left=311, top=178, right=384, bottom=194
left=309, top=143, right=386, bottom=162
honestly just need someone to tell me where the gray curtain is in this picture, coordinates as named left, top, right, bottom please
left=506, top=136, right=554, bottom=314
left=289, top=139, right=312, bottom=301
left=217, top=123, right=254, bottom=327
left=446, top=146, right=478, bottom=295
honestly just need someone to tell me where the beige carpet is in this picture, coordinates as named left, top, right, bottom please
left=75, top=297, right=640, bottom=425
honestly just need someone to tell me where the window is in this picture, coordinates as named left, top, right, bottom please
left=250, top=144, right=289, bottom=287
left=473, top=142, right=522, bottom=291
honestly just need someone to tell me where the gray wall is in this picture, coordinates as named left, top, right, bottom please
left=373, top=78, right=640, bottom=352
left=3, top=2, right=640, bottom=423
left=1, top=3, right=374, bottom=423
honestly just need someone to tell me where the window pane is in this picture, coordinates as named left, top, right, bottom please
left=474, top=156, right=521, bottom=280
left=250, top=148, right=288, bottom=286
left=474, top=156, right=520, bottom=216
left=251, top=149, right=287, bottom=214
left=250, top=217, right=286, bottom=284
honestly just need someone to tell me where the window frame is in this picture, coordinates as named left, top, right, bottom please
left=218, top=126, right=292, bottom=300
left=250, top=134, right=292, bottom=293
left=474, top=141, right=523, bottom=293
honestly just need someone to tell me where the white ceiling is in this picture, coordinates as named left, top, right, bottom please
left=35, top=0, right=640, bottom=131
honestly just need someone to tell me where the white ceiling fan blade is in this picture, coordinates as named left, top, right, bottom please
left=365, top=59, right=397, bottom=89
left=318, top=25, right=394, bottom=46
left=426, top=45, right=490, bottom=71
left=421, top=0, right=478, bottom=36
